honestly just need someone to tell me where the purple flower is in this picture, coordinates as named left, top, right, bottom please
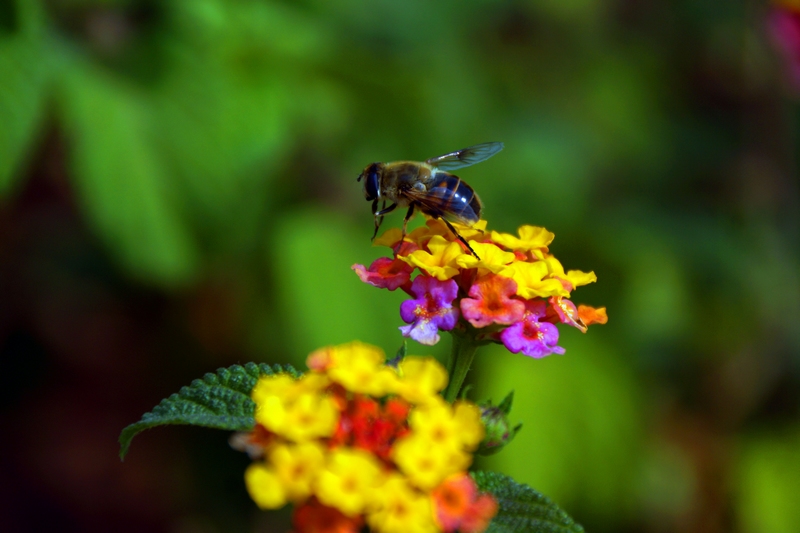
left=500, top=300, right=565, bottom=358
left=399, top=275, right=459, bottom=345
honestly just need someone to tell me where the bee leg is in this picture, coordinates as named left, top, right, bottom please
left=372, top=201, right=397, bottom=240
left=402, top=204, right=416, bottom=240
left=375, top=202, right=398, bottom=216
left=441, top=218, right=481, bottom=260
left=370, top=199, right=381, bottom=240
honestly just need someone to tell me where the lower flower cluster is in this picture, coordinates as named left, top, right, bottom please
left=234, top=342, right=497, bottom=533
left=353, top=217, right=608, bottom=356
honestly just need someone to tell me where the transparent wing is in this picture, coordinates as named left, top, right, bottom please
left=425, top=142, right=504, bottom=171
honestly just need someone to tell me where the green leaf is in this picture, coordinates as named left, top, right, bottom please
left=0, top=0, right=50, bottom=196
left=58, top=62, right=199, bottom=286
left=473, top=471, right=585, bottom=533
left=119, top=362, right=298, bottom=460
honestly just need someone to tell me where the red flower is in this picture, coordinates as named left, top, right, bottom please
left=330, top=395, right=411, bottom=462
left=292, top=498, right=363, bottom=533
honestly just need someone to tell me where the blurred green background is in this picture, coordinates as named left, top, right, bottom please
left=1, top=0, right=799, bottom=532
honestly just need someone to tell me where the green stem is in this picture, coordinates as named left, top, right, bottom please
left=443, top=330, right=480, bottom=403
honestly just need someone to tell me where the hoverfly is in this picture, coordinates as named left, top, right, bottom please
left=357, top=142, right=503, bottom=258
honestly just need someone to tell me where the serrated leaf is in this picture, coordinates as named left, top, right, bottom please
left=472, top=471, right=584, bottom=533
left=119, top=362, right=299, bottom=460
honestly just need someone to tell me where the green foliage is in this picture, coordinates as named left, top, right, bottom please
left=2, top=0, right=798, bottom=530
left=735, top=429, right=800, bottom=533
left=473, top=471, right=584, bottom=533
left=119, top=362, right=298, bottom=460
left=0, top=0, right=49, bottom=195
left=475, top=335, right=643, bottom=526
left=59, top=63, right=200, bottom=285
left=273, top=209, right=408, bottom=364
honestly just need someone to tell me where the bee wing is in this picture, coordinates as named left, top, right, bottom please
left=425, top=142, right=504, bottom=171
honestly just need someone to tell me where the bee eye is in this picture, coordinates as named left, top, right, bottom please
left=363, top=164, right=380, bottom=201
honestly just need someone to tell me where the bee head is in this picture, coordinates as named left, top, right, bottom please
left=357, top=163, right=383, bottom=201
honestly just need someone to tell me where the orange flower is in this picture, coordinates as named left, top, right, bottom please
left=578, top=305, right=608, bottom=326
left=431, top=474, right=497, bottom=533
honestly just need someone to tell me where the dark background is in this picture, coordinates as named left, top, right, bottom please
left=1, top=1, right=799, bottom=532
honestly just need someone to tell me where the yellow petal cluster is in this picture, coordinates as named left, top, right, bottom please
left=379, top=216, right=596, bottom=300
left=241, top=341, right=492, bottom=533
left=400, top=235, right=466, bottom=280
left=252, top=374, right=338, bottom=442
left=393, top=396, right=483, bottom=489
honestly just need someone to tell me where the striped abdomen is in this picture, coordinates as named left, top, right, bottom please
left=427, top=173, right=482, bottom=224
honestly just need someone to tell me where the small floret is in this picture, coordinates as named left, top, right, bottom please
left=352, top=257, right=414, bottom=290
left=399, top=276, right=460, bottom=346
left=400, top=235, right=466, bottom=280
left=431, top=474, right=498, bottom=533
left=460, top=275, right=525, bottom=328
left=500, top=300, right=565, bottom=358
left=316, top=448, right=384, bottom=517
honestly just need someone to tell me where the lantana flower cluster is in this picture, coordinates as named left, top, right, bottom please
left=235, top=341, right=497, bottom=533
left=352, top=217, right=607, bottom=357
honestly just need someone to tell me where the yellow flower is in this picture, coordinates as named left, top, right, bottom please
left=459, top=219, right=489, bottom=241
left=455, top=241, right=516, bottom=275
left=395, top=357, right=448, bottom=405
left=374, top=227, right=405, bottom=247
left=392, top=433, right=471, bottom=490
left=399, top=217, right=488, bottom=249
left=316, top=448, right=385, bottom=517
left=281, top=391, right=339, bottom=442
left=367, top=474, right=438, bottom=533
left=452, top=401, right=485, bottom=449
left=323, top=341, right=400, bottom=396
left=491, top=225, right=554, bottom=258
left=409, top=396, right=484, bottom=451
left=253, top=375, right=338, bottom=442
left=544, top=256, right=596, bottom=291
left=400, top=235, right=466, bottom=280
left=269, top=442, right=326, bottom=501
left=500, top=260, right=568, bottom=299
left=252, top=374, right=295, bottom=405
left=406, top=218, right=451, bottom=245
left=245, top=463, right=287, bottom=509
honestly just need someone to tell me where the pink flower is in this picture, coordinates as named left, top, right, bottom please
left=769, top=6, right=800, bottom=89
left=547, top=296, right=587, bottom=333
left=500, top=300, right=565, bottom=358
left=352, top=257, right=414, bottom=291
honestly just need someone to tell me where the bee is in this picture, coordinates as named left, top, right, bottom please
left=357, top=142, right=503, bottom=258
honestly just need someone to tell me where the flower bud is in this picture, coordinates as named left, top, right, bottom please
left=476, top=391, right=521, bottom=456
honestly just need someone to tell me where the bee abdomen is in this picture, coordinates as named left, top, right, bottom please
left=428, top=174, right=482, bottom=224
